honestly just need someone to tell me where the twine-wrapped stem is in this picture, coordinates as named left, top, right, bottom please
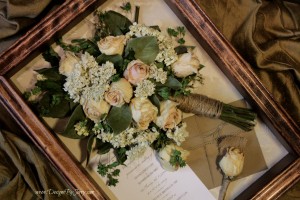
left=170, top=94, right=257, bottom=131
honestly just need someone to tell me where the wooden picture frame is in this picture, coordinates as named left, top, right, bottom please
left=0, top=0, right=299, bottom=199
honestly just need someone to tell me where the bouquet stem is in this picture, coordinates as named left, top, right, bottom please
left=171, top=94, right=257, bottom=131
left=218, top=177, right=231, bottom=200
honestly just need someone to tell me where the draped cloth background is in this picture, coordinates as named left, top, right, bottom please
left=196, top=0, right=300, bottom=125
left=0, top=0, right=51, bottom=39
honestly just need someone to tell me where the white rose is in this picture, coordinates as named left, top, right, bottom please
left=158, top=143, right=190, bottom=171
left=171, top=52, right=200, bottom=78
left=59, top=52, right=80, bottom=76
left=155, top=100, right=182, bottom=130
left=130, top=97, right=158, bottom=130
left=83, top=99, right=110, bottom=123
left=123, top=60, right=150, bottom=85
left=219, top=147, right=245, bottom=177
left=105, top=78, right=133, bottom=107
left=97, top=35, right=126, bottom=55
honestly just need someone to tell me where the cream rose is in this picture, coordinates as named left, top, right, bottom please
left=219, top=147, right=245, bottom=177
left=155, top=100, right=182, bottom=130
left=105, top=78, right=133, bottom=107
left=171, top=52, right=200, bottom=78
left=59, top=52, right=80, bottom=77
left=130, top=97, right=158, bottom=130
left=83, top=99, right=110, bottom=123
left=97, top=35, right=126, bottom=55
left=158, top=143, right=190, bottom=171
left=123, top=60, right=150, bottom=85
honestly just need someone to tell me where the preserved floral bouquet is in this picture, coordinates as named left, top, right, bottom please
left=25, top=5, right=256, bottom=186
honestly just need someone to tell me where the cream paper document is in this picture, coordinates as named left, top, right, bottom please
left=91, top=148, right=215, bottom=200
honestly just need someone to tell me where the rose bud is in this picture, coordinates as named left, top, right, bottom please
left=83, top=99, right=110, bottom=123
left=219, top=147, right=245, bottom=178
left=59, top=52, right=80, bottom=77
left=155, top=100, right=182, bottom=130
left=130, top=97, right=158, bottom=130
left=171, top=52, right=200, bottom=78
left=105, top=78, right=133, bottom=107
left=123, top=60, right=150, bottom=85
left=157, top=143, right=190, bottom=171
left=97, top=35, right=126, bottom=55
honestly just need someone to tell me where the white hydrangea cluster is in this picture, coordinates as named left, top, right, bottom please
left=74, top=120, right=90, bottom=136
left=64, top=52, right=116, bottom=104
left=126, top=142, right=148, bottom=161
left=134, top=79, right=155, bottom=98
left=166, top=122, right=189, bottom=145
left=149, top=64, right=167, bottom=84
left=127, top=23, right=178, bottom=66
left=97, top=127, right=159, bottom=148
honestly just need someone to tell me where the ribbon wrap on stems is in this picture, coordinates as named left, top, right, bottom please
left=170, top=94, right=257, bottom=131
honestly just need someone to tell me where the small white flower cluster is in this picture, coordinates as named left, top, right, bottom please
left=149, top=64, right=167, bottom=84
left=166, top=122, right=189, bottom=145
left=36, top=74, right=47, bottom=81
left=74, top=120, right=90, bottom=136
left=134, top=79, right=155, bottom=98
left=97, top=127, right=159, bottom=148
left=126, top=142, right=148, bottom=161
left=127, top=23, right=178, bottom=66
left=64, top=52, right=116, bottom=104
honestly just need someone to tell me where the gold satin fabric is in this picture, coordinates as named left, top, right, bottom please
left=196, top=0, right=300, bottom=124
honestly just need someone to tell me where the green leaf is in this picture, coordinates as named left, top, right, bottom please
left=149, top=94, right=160, bottom=115
left=177, top=38, right=185, bottom=45
left=120, top=2, right=131, bottom=12
left=125, top=36, right=159, bottom=64
left=170, top=149, right=186, bottom=167
left=60, top=105, right=87, bottom=139
left=174, top=45, right=195, bottom=55
left=106, top=105, right=132, bottom=134
left=35, top=68, right=63, bottom=81
left=86, top=135, right=95, bottom=166
left=164, top=76, right=182, bottom=90
left=37, top=92, right=70, bottom=118
left=114, top=148, right=127, bottom=164
left=95, top=139, right=113, bottom=154
left=103, top=11, right=132, bottom=36
left=42, top=47, right=60, bottom=67
left=167, top=28, right=179, bottom=37
left=96, top=54, right=123, bottom=68
left=157, top=87, right=170, bottom=100
left=36, top=80, right=63, bottom=93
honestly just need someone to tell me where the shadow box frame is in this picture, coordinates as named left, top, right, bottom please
left=0, top=0, right=299, bottom=199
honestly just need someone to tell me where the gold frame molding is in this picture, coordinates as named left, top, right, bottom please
left=0, top=0, right=299, bottom=199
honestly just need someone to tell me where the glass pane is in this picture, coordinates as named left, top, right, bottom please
left=9, top=0, right=289, bottom=199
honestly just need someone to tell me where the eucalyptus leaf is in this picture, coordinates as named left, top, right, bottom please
left=125, top=36, right=159, bottom=64
left=106, top=105, right=132, bottom=134
left=164, top=76, right=182, bottom=90
left=103, top=11, right=132, bottom=35
left=60, top=105, right=87, bottom=139
left=149, top=94, right=160, bottom=115
left=86, top=135, right=95, bottom=166
left=96, top=54, right=123, bottom=68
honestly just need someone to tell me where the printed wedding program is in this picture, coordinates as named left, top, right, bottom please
left=90, top=148, right=215, bottom=200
